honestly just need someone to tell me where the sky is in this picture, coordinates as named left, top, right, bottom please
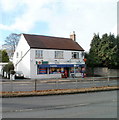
left=0, top=0, right=118, bottom=52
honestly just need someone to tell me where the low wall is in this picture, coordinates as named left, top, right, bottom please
left=94, top=67, right=108, bottom=76
left=108, top=69, right=119, bottom=76
left=86, top=67, right=119, bottom=77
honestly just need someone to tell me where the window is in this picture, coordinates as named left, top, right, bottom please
left=81, top=51, right=85, bottom=57
left=55, top=51, right=63, bottom=59
left=35, top=50, right=43, bottom=59
left=50, top=67, right=64, bottom=74
left=16, top=52, right=19, bottom=58
left=72, top=52, right=79, bottom=59
left=21, top=51, right=23, bottom=58
left=37, top=68, right=47, bottom=74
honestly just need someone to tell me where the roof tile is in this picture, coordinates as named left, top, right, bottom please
left=23, top=34, right=84, bottom=51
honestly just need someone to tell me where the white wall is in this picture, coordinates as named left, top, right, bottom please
left=30, top=49, right=85, bottom=79
left=30, top=49, right=84, bottom=65
left=13, top=34, right=30, bottom=78
left=17, top=50, right=30, bottom=78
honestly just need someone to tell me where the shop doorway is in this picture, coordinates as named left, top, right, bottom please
left=64, top=67, right=70, bottom=78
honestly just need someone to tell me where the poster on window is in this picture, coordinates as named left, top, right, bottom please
left=38, top=68, right=47, bottom=74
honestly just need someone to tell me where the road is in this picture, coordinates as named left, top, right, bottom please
left=2, top=79, right=117, bottom=92
left=2, top=90, right=118, bottom=118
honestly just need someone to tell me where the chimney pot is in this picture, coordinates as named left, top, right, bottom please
left=70, top=31, right=76, bottom=42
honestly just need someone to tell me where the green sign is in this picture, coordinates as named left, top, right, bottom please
left=42, top=61, right=49, bottom=64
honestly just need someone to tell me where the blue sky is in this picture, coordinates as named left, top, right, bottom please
left=0, top=0, right=118, bottom=51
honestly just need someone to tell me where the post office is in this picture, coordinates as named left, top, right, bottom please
left=13, top=32, right=85, bottom=79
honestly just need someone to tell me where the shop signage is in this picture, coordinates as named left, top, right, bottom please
left=38, top=64, right=85, bottom=68
left=36, top=61, right=41, bottom=64
left=42, top=61, right=49, bottom=64
left=50, top=65, right=57, bottom=67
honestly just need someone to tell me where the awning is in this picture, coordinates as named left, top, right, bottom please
left=38, top=64, right=85, bottom=68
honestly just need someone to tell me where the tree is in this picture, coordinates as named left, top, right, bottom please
left=0, top=50, right=9, bottom=62
left=4, top=33, right=20, bottom=52
left=86, top=33, right=119, bottom=68
left=86, top=33, right=102, bottom=67
left=98, top=33, right=118, bottom=68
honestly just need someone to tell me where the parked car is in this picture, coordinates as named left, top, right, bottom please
left=15, top=71, right=24, bottom=79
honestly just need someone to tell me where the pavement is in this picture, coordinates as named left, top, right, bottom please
left=1, top=76, right=119, bottom=83
left=1, top=76, right=119, bottom=97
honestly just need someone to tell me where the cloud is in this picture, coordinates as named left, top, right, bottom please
left=0, top=0, right=21, bottom=11
left=0, top=0, right=118, bottom=51
left=0, top=0, right=56, bottom=32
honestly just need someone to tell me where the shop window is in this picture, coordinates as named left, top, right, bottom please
left=50, top=67, right=64, bottom=74
left=37, top=68, right=47, bottom=74
left=70, top=67, right=81, bottom=73
left=55, top=51, right=63, bottom=59
left=35, top=50, right=43, bottom=59
left=75, top=67, right=81, bottom=73
left=72, top=52, right=79, bottom=59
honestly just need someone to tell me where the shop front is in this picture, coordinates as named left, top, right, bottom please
left=37, top=64, right=85, bottom=78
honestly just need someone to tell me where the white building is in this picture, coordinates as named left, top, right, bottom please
left=13, top=32, right=85, bottom=79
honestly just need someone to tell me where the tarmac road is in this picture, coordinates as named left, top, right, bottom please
left=2, top=90, right=118, bottom=118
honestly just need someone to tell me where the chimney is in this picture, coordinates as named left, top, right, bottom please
left=70, top=31, right=76, bottom=42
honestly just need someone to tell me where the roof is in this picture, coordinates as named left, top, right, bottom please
left=23, top=34, right=84, bottom=51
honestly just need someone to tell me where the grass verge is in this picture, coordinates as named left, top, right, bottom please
left=1, top=86, right=119, bottom=98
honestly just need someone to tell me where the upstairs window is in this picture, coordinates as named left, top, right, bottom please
left=16, top=52, right=19, bottom=58
left=55, top=51, right=63, bottom=59
left=81, top=51, right=85, bottom=57
left=72, top=52, right=79, bottom=59
left=35, top=50, right=43, bottom=59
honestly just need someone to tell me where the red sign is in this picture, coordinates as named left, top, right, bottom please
left=83, top=58, right=87, bottom=62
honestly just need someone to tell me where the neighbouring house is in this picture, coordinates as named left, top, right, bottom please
left=13, top=32, right=85, bottom=79
left=0, top=62, right=8, bottom=76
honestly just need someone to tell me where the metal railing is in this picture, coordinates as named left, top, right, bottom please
left=1, top=76, right=119, bottom=92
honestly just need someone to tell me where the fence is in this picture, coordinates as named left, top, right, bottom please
left=2, top=76, right=119, bottom=92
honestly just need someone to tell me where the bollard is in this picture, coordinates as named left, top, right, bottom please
left=56, top=80, right=58, bottom=89
left=10, top=79, right=13, bottom=92
left=12, top=75, right=15, bottom=80
left=10, top=74, right=15, bottom=92
left=34, top=79, right=37, bottom=91
left=108, top=76, right=110, bottom=82
left=93, top=77, right=95, bottom=87
left=76, top=79, right=78, bottom=89
left=107, top=76, right=110, bottom=86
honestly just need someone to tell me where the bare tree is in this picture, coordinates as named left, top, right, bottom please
left=5, top=33, right=20, bottom=52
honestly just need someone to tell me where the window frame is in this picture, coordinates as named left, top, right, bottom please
left=72, top=52, right=79, bottom=59
left=55, top=51, right=64, bottom=59
left=35, top=50, right=43, bottom=59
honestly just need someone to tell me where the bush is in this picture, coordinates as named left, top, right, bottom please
left=2, top=62, right=14, bottom=78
